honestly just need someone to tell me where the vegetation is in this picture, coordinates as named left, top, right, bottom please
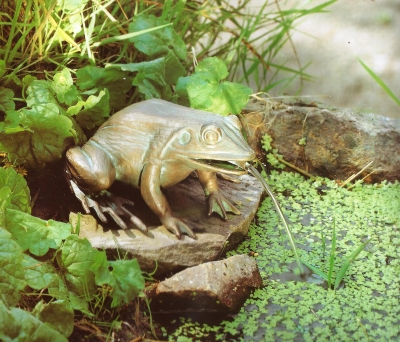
left=166, top=159, right=399, bottom=341
left=4, top=0, right=395, bottom=340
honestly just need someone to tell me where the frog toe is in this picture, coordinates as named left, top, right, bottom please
left=207, top=191, right=241, bottom=220
left=161, top=216, right=196, bottom=239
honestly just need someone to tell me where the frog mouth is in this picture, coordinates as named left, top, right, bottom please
left=191, top=159, right=248, bottom=175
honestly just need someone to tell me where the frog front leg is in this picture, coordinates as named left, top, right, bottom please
left=197, top=170, right=241, bottom=220
left=140, top=161, right=196, bottom=239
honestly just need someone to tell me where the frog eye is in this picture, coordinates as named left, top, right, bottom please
left=201, top=124, right=222, bottom=145
left=178, top=131, right=191, bottom=145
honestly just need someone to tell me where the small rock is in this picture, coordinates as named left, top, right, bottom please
left=69, top=174, right=263, bottom=275
left=146, top=255, right=262, bottom=313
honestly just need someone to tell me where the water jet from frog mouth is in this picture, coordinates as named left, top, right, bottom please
left=245, top=163, right=304, bottom=275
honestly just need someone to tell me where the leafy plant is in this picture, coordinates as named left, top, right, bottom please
left=0, top=168, right=145, bottom=339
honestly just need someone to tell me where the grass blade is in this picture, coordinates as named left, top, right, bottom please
left=327, top=219, right=336, bottom=288
left=334, top=238, right=372, bottom=290
left=357, top=58, right=400, bottom=106
left=301, top=260, right=328, bottom=281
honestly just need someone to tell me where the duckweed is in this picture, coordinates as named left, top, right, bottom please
left=167, top=171, right=399, bottom=341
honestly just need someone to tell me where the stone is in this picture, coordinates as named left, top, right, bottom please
left=69, top=174, right=263, bottom=275
left=242, top=98, right=400, bottom=182
left=146, top=254, right=262, bottom=313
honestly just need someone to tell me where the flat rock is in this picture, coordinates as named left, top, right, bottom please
left=146, top=254, right=262, bottom=313
left=69, top=174, right=263, bottom=275
left=243, top=99, right=400, bottom=182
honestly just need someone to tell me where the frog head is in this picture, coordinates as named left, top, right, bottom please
left=164, top=114, right=256, bottom=175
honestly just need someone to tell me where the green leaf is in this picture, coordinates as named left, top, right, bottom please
left=0, top=110, right=30, bottom=134
left=333, top=238, right=372, bottom=290
left=67, top=89, right=110, bottom=129
left=0, top=299, right=68, bottom=342
left=107, top=259, right=145, bottom=308
left=5, top=208, right=71, bottom=256
left=327, top=219, right=337, bottom=288
left=0, top=186, right=11, bottom=227
left=22, top=254, right=58, bottom=290
left=0, top=228, right=26, bottom=306
left=129, top=14, right=187, bottom=61
left=91, top=254, right=144, bottom=307
left=0, top=103, right=79, bottom=169
left=47, top=274, right=91, bottom=314
left=76, top=66, right=132, bottom=110
left=51, top=68, right=79, bottom=106
left=0, top=168, right=31, bottom=213
left=90, top=248, right=113, bottom=285
left=57, top=235, right=97, bottom=299
left=26, top=80, right=59, bottom=107
left=0, top=87, right=15, bottom=112
left=112, top=58, right=172, bottom=100
left=176, top=57, right=252, bottom=115
left=358, top=58, right=400, bottom=106
left=0, top=60, right=5, bottom=78
left=32, top=300, right=74, bottom=338
left=301, top=259, right=328, bottom=282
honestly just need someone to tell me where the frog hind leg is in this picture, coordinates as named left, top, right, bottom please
left=140, top=162, right=196, bottom=239
left=197, top=170, right=241, bottom=220
left=66, top=144, right=147, bottom=232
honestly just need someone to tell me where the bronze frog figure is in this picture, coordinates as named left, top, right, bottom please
left=65, top=99, right=256, bottom=239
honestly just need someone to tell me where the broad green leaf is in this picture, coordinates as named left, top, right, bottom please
left=58, top=235, right=97, bottom=299
left=91, top=252, right=144, bottom=307
left=22, top=254, right=58, bottom=290
left=0, top=299, right=68, bottom=342
left=90, top=248, right=113, bottom=285
left=0, top=110, right=31, bottom=134
left=26, top=80, right=59, bottom=107
left=111, top=49, right=186, bottom=86
left=47, top=274, right=91, bottom=314
left=0, top=168, right=31, bottom=213
left=32, top=300, right=74, bottom=338
left=0, top=86, right=15, bottom=112
left=0, top=103, right=79, bottom=169
left=5, top=208, right=71, bottom=256
left=195, top=57, right=229, bottom=81
left=0, top=228, right=26, bottom=306
left=22, top=75, right=37, bottom=89
left=51, top=68, right=79, bottom=105
left=107, top=259, right=145, bottom=308
left=67, top=89, right=110, bottom=129
left=112, top=58, right=172, bottom=100
left=129, top=14, right=187, bottom=61
left=76, top=66, right=132, bottom=110
left=176, top=57, right=253, bottom=115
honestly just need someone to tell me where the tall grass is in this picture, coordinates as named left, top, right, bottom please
left=0, top=0, right=337, bottom=94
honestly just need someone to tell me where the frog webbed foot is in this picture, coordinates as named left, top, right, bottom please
left=206, top=189, right=241, bottom=220
left=69, top=181, right=147, bottom=233
left=160, top=215, right=196, bottom=240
